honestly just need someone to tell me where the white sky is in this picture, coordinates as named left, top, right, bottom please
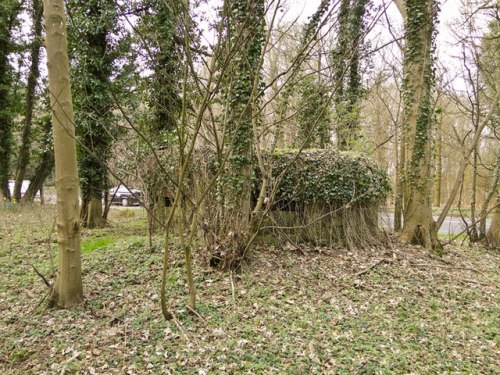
left=13, top=0, right=492, bottom=94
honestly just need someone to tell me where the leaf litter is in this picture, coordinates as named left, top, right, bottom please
left=0, top=206, right=498, bottom=373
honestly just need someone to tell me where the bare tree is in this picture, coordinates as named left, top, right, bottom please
left=44, top=0, right=83, bottom=308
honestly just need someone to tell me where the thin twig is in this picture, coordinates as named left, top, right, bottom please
left=60, top=351, right=80, bottom=375
left=462, top=279, right=499, bottom=288
left=411, top=263, right=480, bottom=273
left=32, top=265, right=51, bottom=288
left=172, top=313, right=190, bottom=343
left=186, top=305, right=206, bottom=322
left=354, top=259, right=389, bottom=277
left=230, top=271, right=236, bottom=303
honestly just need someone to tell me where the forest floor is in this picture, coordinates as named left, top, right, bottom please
left=0, top=205, right=499, bottom=374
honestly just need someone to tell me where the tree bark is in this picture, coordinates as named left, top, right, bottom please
left=470, top=148, right=479, bottom=241
left=479, top=152, right=499, bottom=239
left=394, top=126, right=404, bottom=232
left=44, top=0, right=83, bottom=308
left=433, top=118, right=442, bottom=207
left=14, top=0, right=43, bottom=202
left=86, top=197, right=104, bottom=228
left=22, top=148, right=54, bottom=204
left=486, top=195, right=500, bottom=248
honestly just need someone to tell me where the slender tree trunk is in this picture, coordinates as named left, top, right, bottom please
left=44, top=0, right=83, bottom=308
left=394, top=123, right=404, bottom=232
left=400, top=0, right=440, bottom=250
left=433, top=118, right=442, bottom=207
left=14, top=0, right=43, bottom=202
left=470, top=148, right=479, bottom=241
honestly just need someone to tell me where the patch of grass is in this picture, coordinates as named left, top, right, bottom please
left=438, top=232, right=467, bottom=240
left=81, top=236, right=116, bottom=253
left=117, top=208, right=137, bottom=218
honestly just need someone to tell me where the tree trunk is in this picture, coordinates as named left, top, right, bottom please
left=0, top=8, right=18, bottom=201
left=21, top=147, right=54, bottom=204
left=334, top=0, right=368, bottom=150
left=479, top=153, right=499, bottom=239
left=86, top=197, right=104, bottom=228
left=22, top=109, right=54, bottom=203
left=44, top=0, right=83, bottom=308
left=394, top=128, right=404, bottom=232
left=70, top=0, right=116, bottom=229
left=212, top=0, right=265, bottom=271
left=433, top=118, right=442, bottom=207
left=14, top=0, right=43, bottom=202
left=400, top=0, right=440, bottom=250
left=469, top=148, right=479, bottom=241
left=486, top=195, right=500, bottom=248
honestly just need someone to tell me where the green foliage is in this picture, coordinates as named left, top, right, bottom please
left=274, top=1, right=331, bottom=142
left=295, top=76, right=331, bottom=148
left=67, top=0, right=130, bottom=203
left=267, top=149, right=390, bottom=206
left=331, top=0, right=369, bottom=150
left=0, top=0, right=23, bottom=198
left=138, top=0, right=184, bottom=136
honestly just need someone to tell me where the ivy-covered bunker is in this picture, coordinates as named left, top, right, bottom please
left=255, top=149, right=391, bottom=248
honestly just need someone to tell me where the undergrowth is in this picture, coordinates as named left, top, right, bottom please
left=0, top=205, right=498, bottom=373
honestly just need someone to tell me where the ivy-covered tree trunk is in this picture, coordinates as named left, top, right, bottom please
left=0, top=1, right=21, bottom=201
left=400, top=0, right=440, bottom=250
left=332, top=0, right=368, bottom=151
left=273, top=0, right=330, bottom=149
left=69, top=0, right=116, bottom=228
left=14, top=0, right=43, bottom=202
left=44, top=0, right=83, bottom=308
left=296, top=76, right=331, bottom=148
left=214, top=0, right=265, bottom=270
left=141, top=0, right=183, bottom=230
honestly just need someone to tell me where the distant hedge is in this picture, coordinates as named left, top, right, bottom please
left=264, top=149, right=391, bottom=207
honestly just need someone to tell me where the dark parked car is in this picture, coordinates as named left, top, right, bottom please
left=108, top=185, right=143, bottom=206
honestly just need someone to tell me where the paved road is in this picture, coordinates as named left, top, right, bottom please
left=379, top=212, right=491, bottom=235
